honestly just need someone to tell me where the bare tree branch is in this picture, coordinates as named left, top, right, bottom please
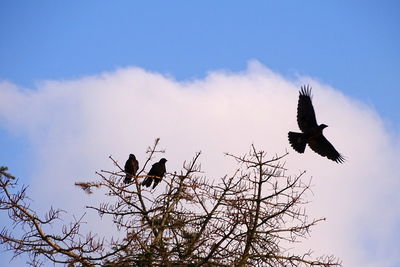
left=0, top=141, right=341, bottom=266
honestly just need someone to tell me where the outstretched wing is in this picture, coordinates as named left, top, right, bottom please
left=308, top=134, right=345, bottom=163
left=297, top=85, right=318, bottom=132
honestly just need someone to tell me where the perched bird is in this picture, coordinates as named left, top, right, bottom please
left=142, top=158, right=167, bottom=189
left=288, top=85, right=345, bottom=163
left=124, top=154, right=139, bottom=184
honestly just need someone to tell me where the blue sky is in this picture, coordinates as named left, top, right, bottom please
left=1, top=1, right=399, bottom=103
left=1, top=1, right=399, bottom=266
left=1, top=1, right=399, bottom=175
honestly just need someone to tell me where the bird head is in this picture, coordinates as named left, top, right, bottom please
left=129, top=154, right=136, bottom=159
left=160, top=158, right=167, bottom=163
left=319, top=124, right=328, bottom=130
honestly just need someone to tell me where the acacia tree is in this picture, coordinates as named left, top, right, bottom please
left=0, top=139, right=341, bottom=266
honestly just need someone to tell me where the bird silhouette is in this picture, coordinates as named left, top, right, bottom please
left=123, top=154, right=139, bottom=184
left=288, top=85, right=345, bottom=163
left=142, top=158, right=167, bottom=189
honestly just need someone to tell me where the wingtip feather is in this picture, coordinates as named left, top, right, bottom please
left=335, top=155, right=346, bottom=164
left=300, top=84, right=312, bottom=97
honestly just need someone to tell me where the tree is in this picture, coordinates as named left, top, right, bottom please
left=0, top=139, right=341, bottom=266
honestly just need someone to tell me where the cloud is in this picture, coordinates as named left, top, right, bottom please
left=0, top=61, right=399, bottom=266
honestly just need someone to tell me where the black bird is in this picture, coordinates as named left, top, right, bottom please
left=288, top=85, right=345, bottom=163
left=124, top=154, right=139, bottom=184
left=142, top=158, right=167, bottom=189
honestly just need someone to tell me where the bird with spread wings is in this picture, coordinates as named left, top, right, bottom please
left=288, top=85, right=345, bottom=163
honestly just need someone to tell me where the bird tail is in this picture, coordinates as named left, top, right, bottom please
left=152, top=178, right=161, bottom=189
left=123, top=175, right=132, bottom=184
left=142, top=177, right=152, bottom=188
left=288, top=132, right=307, bottom=153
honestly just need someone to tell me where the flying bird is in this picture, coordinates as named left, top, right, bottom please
left=142, top=158, right=167, bottom=189
left=123, top=154, right=139, bottom=184
left=288, top=85, right=345, bottom=163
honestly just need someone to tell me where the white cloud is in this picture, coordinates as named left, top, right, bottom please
left=0, top=61, right=399, bottom=266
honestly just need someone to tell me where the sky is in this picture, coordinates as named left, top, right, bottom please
left=0, top=1, right=399, bottom=266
